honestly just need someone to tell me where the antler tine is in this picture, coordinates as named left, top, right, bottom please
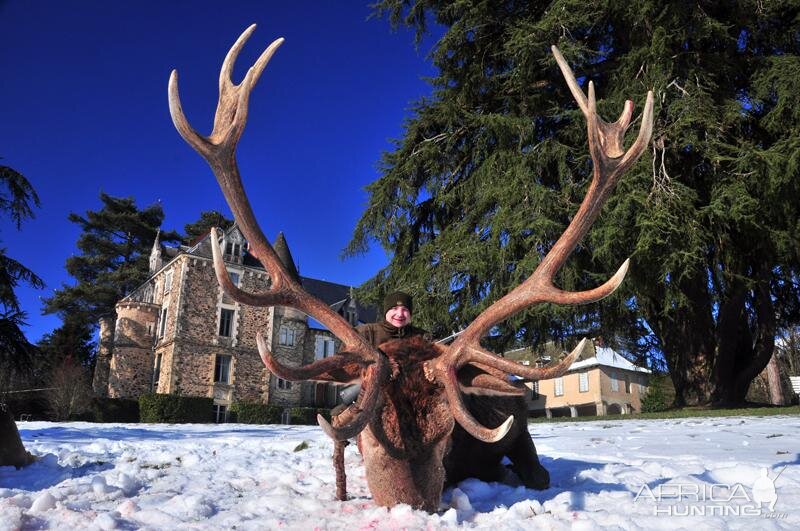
left=317, top=357, right=390, bottom=441
left=552, top=45, right=642, bottom=158
left=168, top=71, right=211, bottom=156
left=210, top=227, right=293, bottom=307
left=219, top=24, right=257, bottom=91
left=444, top=370, right=514, bottom=443
left=256, top=332, right=362, bottom=381
left=435, top=339, right=586, bottom=442
left=256, top=332, right=387, bottom=441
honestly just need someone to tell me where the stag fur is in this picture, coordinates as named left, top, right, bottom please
left=351, top=336, right=548, bottom=512
left=168, top=24, right=654, bottom=513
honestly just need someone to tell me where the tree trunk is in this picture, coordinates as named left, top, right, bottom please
left=765, top=355, right=786, bottom=405
left=0, top=404, right=35, bottom=469
left=647, top=273, right=716, bottom=407
left=712, top=271, right=777, bottom=406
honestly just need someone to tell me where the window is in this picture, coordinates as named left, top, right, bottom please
left=214, top=404, right=228, bottom=423
left=554, top=377, right=564, bottom=396
left=214, top=354, right=232, bottom=384
left=146, top=322, right=155, bottom=336
left=280, top=409, right=291, bottom=424
left=277, top=378, right=292, bottom=390
left=151, top=353, right=162, bottom=392
left=579, top=372, right=589, bottom=393
left=531, top=381, right=540, bottom=400
left=279, top=326, right=295, bottom=346
left=219, top=308, right=235, bottom=337
left=225, top=241, right=242, bottom=259
left=610, top=371, right=619, bottom=392
left=228, top=271, right=240, bottom=286
left=315, top=336, right=335, bottom=359
left=158, top=307, right=168, bottom=338
left=625, top=375, right=631, bottom=394
left=164, top=270, right=173, bottom=293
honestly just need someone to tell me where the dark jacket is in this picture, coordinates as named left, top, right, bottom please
left=355, top=320, right=431, bottom=348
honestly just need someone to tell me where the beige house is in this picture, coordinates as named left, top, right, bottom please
left=514, top=340, right=651, bottom=418
left=92, top=225, right=373, bottom=422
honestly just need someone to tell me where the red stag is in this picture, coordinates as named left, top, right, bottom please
left=168, top=25, right=654, bottom=512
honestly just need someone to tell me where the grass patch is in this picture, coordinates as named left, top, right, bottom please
left=529, top=405, right=800, bottom=423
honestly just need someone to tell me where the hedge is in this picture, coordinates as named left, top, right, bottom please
left=229, top=402, right=330, bottom=425
left=289, top=407, right=330, bottom=425
left=229, top=402, right=282, bottom=424
left=92, top=398, right=140, bottom=423
left=139, top=394, right=214, bottom=423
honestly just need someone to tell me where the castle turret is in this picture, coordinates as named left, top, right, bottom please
left=149, top=230, right=162, bottom=274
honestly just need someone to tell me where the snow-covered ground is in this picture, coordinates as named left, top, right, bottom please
left=1, top=415, right=798, bottom=530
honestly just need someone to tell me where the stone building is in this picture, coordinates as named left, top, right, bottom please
left=92, top=225, right=373, bottom=422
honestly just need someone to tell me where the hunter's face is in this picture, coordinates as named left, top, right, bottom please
left=385, top=305, right=411, bottom=328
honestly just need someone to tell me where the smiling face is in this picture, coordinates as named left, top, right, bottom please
left=385, top=305, right=411, bottom=328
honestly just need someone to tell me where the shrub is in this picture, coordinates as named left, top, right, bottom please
left=229, top=401, right=282, bottom=424
left=288, top=407, right=330, bottom=425
left=92, top=398, right=140, bottom=423
left=640, top=374, right=674, bottom=413
left=139, top=394, right=214, bottom=423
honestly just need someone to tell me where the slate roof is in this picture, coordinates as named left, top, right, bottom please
left=300, top=276, right=376, bottom=324
left=149, top=224, right=375, bottom=323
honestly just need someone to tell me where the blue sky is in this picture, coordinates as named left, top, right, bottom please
left=0, top=1, right=439, bottom=342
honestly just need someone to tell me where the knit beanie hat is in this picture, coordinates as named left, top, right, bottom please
left=383, top=291, right=413, bottom=315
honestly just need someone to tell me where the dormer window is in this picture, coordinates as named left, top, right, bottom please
left=225, top=241, right=241, bottom=258
left=221, top=233, right=245, bottom=264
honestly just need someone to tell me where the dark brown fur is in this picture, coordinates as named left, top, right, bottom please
left=353, top=336, right=549, bottom=511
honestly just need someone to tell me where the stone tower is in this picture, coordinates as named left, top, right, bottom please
left=268, top=232, right=310, bottom=405
left=107, top=300, right=160, bottom=397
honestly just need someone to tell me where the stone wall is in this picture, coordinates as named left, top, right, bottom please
left=107, top=301, right=160, bottom=398
left=92, top=317, right=115, bottom=396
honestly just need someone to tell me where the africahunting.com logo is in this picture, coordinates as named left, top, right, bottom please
left=634, top=467, right=788, bottom=518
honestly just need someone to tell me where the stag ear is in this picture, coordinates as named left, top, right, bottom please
left=456, top=364, right=528, bottom=397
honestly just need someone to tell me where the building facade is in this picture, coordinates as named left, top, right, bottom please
left=92, top=226, right=372, bottom=422
left=509, top=339, right=652, bottom=418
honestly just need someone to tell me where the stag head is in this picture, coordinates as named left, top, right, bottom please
left=168, top=25, right=653, bottom=512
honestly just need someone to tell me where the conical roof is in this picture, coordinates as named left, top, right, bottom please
left=273, top=231, right=301, bottom=283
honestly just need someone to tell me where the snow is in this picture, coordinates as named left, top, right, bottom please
left=569, top=346, right=651, bottom=373
left=2, top=416, right=798, bottom=529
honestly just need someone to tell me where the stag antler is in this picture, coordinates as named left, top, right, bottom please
left=426, top=45, right=655, bottom=442
left=168, top=24, right=390, bottom=441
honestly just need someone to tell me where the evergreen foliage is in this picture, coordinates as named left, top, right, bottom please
left=139, top=393, right=214, bottom=423
left=182, top=210, right=234, bottom=245
left=354, top=1, right=800, bottom=406
left=0, top=159, right=42, bottom=384
left=37, top=315, right=96, bottom=369
left=43, top=193, right=180, bottom=325
left=639, top=373, right=674, bottom=413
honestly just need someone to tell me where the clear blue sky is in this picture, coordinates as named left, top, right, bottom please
left=0, top=1, right=439, bottom=342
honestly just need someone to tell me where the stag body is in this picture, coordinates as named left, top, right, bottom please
left=336, top=335, right=550, bottom=511
left=168, top=25, right=653, bottom=513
